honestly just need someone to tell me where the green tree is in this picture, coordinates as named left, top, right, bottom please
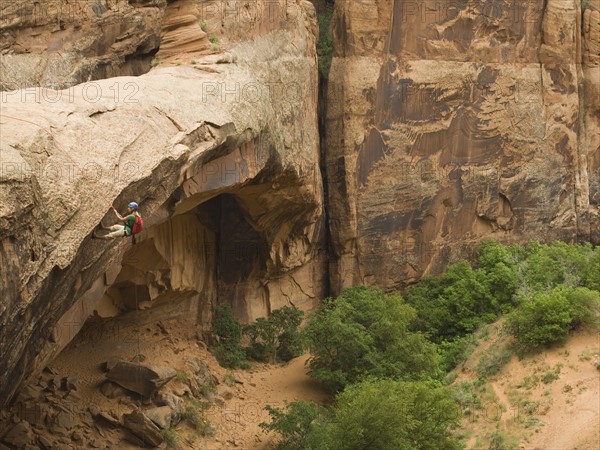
left=303, top=286, right=439, bottom=392
left=327, top=379, right=462, bottom=450
left=244, top=306, right=304, bottom=363
left=261, top=380, right=462, bottom=450
left=407, top=261, right=497, bottom=341
left=260, top=401, right=323, bottom=450
left=210, top=306, right=248, bottom=368
left=506, top=286, right=600, bottom=352
left=518, top=241, right=596, bottom=292
left=317, top=9, right=333, bottom=77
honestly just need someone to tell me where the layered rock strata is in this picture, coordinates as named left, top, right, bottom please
left=325, top=0, right=600, bottom=292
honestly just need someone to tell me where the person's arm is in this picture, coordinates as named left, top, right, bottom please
left=111, top=206, right=127, bottom=222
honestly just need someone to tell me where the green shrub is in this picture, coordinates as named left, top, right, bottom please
left=260, top=401, right=322, bottom=450
left=452, top=380, right=483, bottom=411
left=407, top=261, right=502, bottom=342
left=488, top=430, right=519, bottom=450
left=541, top=364, right=562, bottom=384
left=506, top=286, right=600, bottom=353
left=210, top=306, right=249, bottom=369
left=303, top=286, right=439, bottom=392
left=518, top=241, right=597, bottom=292
left=407, top=241, right=598, bottom=366
left=476, top=344, right=512, bottom=378
left=438, top=335, right=478, bottom=372
left=162, top=428, right=181, bottom=449
left=261, top=380, right=461, bottom=450
left=244, top=306, right=304, bottom=363
left=208, top=34, right=219, bottom=44
left=200, top=21, right=208, bottom=32
left=328, top=380, right=461, bottom=450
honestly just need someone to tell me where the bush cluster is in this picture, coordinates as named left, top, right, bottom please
left=303, top=286, right=439, bottom=392
left=209, top=305, right=304, bottom=368
left=257, top=241, right=599, bottom=449
left=506, top=286, right=599, bottom=352
left=244, top=306, right=304, bottom=363
left=261, top=379, right=461, bottom=450
left=209, top=306, right=248, bottom=369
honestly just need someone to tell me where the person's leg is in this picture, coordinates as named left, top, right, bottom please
left=96, top=225, right=126, bottom=239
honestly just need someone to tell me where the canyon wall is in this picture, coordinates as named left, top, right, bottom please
left=1, top=0, right=599, bottom=408
left=325, top=0, right=600, bottom=293
left=0, top=0, right=323, bottom=407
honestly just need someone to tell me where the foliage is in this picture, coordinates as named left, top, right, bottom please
left=517, top=241, right=599, bottom=293
left=224, top=370, right=237, bottom=386
left=317, top=9, right=333, bottom=77
left=200, top=21, right=208, bottom=32
left=303, top=286, right=439, bottom=392
left=210, top=306, right=249, bottom=369
left=261, top=380, right=462, bottom=450
left=244, top=306, right=304, bottom=363
left=328, top=380, right=462, bottom=450
left=260, top=401, right=322, bottom=450
left=208, top=34, right=219, bottom=44
left=175, top=370, right=189, bottom=383
left=181, top=398, right=214, bottom=435
left=407, top=261, right=507, bottom=342
left=162, top=428, right=181, bottom=449
left=451, top=380, right=482, bottom=412
left=541, top=364, right=562, bottom=384
left=476, top=344, right=512, bottom=378
left=506, top=286, right=600, bottom=353
left=438, top=335, right=478, bottom=373
left=488, top=430, right=519, bottom=450
left=406, top=240, right=599, bottom=369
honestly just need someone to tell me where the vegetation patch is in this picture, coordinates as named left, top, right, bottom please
left=303, top=286, right=439, bottom=392
left=261, top=379, right=462, bottom=450
left=244, top=306, right=304, bottom=363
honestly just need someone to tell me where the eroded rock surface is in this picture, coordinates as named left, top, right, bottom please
left=325, top=0, right=600, bottom=292
left=0, top=0, right=166, bottom=89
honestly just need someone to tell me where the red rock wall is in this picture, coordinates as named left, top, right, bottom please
left=325, top=0, right=600, bottom=292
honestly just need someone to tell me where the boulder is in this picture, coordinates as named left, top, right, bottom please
left=2, top=421, right=34, bottom=448
left=99, top=381, right=126, bottom=399
left=145, top=406, right=172, bottom=429
left=106, top=362, right=176, bottom=397
left=122, top=411, right=164, bottom=447
left=186, top=357, right=219, bottom=398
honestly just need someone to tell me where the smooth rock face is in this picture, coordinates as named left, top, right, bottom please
left=325, top=0, right=600, bottom=293
left=0, top=0, right=323, bottom=408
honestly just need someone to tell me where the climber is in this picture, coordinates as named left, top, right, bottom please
left=93, top=202, right=143, bottom=240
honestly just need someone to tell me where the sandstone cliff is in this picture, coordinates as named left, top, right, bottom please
left=325, top=0, right=600, bottom=293
left=1, top=0, right=599, bottom=411
left=0, top=0, right=323, bottom=407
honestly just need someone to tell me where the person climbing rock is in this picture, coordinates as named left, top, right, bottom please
left=93, top=202, right=142, bottom=240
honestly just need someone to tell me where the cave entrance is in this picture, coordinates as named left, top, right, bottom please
left=195, top=193, right=269, bottom=325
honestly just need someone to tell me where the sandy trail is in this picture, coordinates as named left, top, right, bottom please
left=206, top=354, right=330, bottom=449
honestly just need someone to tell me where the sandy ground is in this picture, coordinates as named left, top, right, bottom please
left=32, top=312, right=600, bottom=450
left=49, top=314, right=330, bottom=449
left=456, top=323, right=600, bottom=450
